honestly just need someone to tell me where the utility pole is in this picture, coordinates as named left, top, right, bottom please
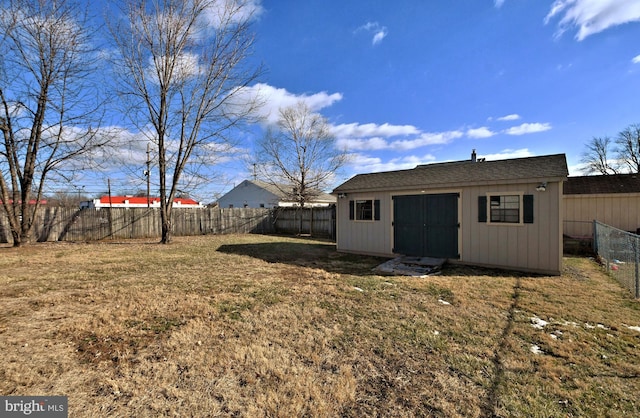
left=146, top=143, right=151, bottom=208
left=107, top=178, right=113, bottom=239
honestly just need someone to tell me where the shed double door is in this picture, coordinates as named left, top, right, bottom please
left=393, top=193, right=459, bottom=259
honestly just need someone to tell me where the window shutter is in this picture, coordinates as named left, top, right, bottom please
left=478, top=196, right=487, bottom=222
left=349, top=200, right=354, bottom=220
left=374, top=200, right=380, bottom=221
left=523, top=194, right=534, bottom=223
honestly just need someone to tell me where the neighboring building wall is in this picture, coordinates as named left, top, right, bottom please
left=336, top=180, right=563, bottom=275
left=217, top=181, right=280, bottom=208
left=81, top=197, right=202, bottom=209
left=564, top=193, right=640, bottom=236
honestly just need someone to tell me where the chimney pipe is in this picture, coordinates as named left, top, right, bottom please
left=471, top=149, right=477, bottom=162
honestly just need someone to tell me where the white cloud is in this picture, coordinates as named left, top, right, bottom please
left=390, top=131, right=463, bottom=151
left=234, top=83, right=343, bottom=125
left=372, top=29, right=388, bottom=45
left=204, top=0, right=264, bottom=28
left=504, top=122, right=552, bottom=136
left=336, top=137, right=390, bottom=151
left=356, top=22, right=388, bottom=46
left=494, top=0, right=505, bottom=8
left=479, top=148, right=534, bottom=161
left=345, top=153, right=436, bottom=175
left=497, top=113, right=521, bottom=121
left=633, top=54, right=640, bottom=64
left=545, top=0, right=640, bottom=41
left=466, top=127, right=496, bottom=139
left=332, top=122, right=419, bottom=138
left=335, top=129, right=462, bottom=152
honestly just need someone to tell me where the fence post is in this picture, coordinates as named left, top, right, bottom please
left=635, top=237, right=640, bottom=298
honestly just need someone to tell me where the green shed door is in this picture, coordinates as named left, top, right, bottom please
left=393, top=193, right=459, bottom=259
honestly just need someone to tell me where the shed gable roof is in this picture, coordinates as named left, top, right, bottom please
left=564, top=173, right=640, bottom=195
left=333, top=154, right=568, bottom=193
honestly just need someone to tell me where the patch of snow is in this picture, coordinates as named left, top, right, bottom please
left=353, top=287, right=364, bottom=292
left=530, top=345, right=544, bottom=355
left=585, top=323, right=595, bottom=329
left=549, top=334, right=558, bottom=340
left=628, top=325, right=640, bottom=333
left=530, top=316, right=548, bottom=329
left=438, top=299, right=451, bottom=305
left=433, top=330, right=440, bottom=336
left=597, top=324, right=609, bottom=330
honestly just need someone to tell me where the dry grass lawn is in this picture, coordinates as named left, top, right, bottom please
left=1, top=234, right=639, bottom=417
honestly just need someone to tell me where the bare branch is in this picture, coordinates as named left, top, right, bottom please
left=109, top=0, right=262, bottom=243
left=580, top=136, right=618, bottom=175
left=0, top=0, right=108, bottom=246
left=255, top=101, right=347, bottom=209
left=615, top=124, right=640, bottom=173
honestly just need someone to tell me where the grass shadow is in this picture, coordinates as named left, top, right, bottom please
left=216, top=240, right=389, bottom=276
left=481, top=276, right=522, bottom=417
left=439, top=263, right=543, bottom=278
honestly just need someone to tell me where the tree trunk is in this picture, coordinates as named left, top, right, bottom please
left=160, top=204, right=172, bottom=244
left=11, top=230, right=21, bottom=247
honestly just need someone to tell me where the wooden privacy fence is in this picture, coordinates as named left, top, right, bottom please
left=270, top=206, right=336, bottom=238
left=0, top=206, right=335, bottom=244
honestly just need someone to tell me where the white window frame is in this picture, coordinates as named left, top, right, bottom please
left=486, top=192, right=524, bottom=225
left=354, top=198, right=375, bottom=222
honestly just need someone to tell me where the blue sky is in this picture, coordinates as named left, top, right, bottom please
left=51, top=0, right=640, bottom=201
left=211, top=0, right=640, bottom=198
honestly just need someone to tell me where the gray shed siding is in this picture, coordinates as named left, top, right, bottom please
left=336, top=181, right=563, bottom=275
left=337, top=192, right=393, bottom=256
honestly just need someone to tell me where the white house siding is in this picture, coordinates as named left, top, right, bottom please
left=336, top=181, right=563, bottom=275
left=217, top=181, right=280, bottom=209
left=564, top=193, right=640, bottom=236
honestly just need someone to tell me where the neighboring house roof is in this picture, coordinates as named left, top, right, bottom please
left=226, top=179, right=335, bottom=204
left=82, top=196, right=202, bottom=208
left=333, top=154, right=568, bottom=193
left=97, top=196, right=201, bottom=205
left=564, top=173, right=640, bottom=195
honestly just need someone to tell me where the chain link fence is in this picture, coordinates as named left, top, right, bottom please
left=593, top=221, right=640, bottom=298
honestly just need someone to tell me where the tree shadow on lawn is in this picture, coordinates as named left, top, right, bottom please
left=216, top=241, right=390, bottom=276
left=438, top=263, right=538, bottom=278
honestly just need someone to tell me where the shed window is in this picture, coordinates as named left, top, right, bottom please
left=349, top=199, right=381, bottom=221
left=478, top=194, right=534, bottom=224
left=490, top=195, right=520, bottom=223
left=356, top=200, right=373, bottom=220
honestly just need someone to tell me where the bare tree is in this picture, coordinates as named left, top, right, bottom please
left=255, top=102, right=347, bottom=208
left=109, top=0, right=262, bottom=243
left=581, top=136, right=619, bottom=175
left=615, top=124, right=640, bottom=173
left=0, top=0, right=107, bottom=246
left=46, top=190, right=88, bottom=209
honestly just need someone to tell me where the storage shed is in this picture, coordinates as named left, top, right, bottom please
left=333, top=152, right=569, bottom=275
